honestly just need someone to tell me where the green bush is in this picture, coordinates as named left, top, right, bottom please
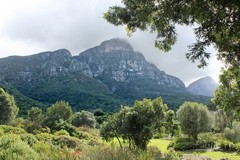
left=53, top=135, right=82, bottom=149
left=169, top=137, right=199, bottom=151
left=35, top=133, right=56, bottom=142
left=197, top=132, right=215, bottom=148
left=224, top=121, right=240, bottom=143
left=163, top=150, right=179, bottom=160
left=54, top=129, right=70, bottom=136
left=0, top=125, right=26, bottom=134
left=32, top=141, right=75, bottom=160
left=218, top=139, right=240, bottom=152
left=80, top=145, right=137, bottom=160
left=53, top=119, right=80, bottom=137
left=20, top=133, right=38, bottom=146
left=0, top=134, right=39, bottom=160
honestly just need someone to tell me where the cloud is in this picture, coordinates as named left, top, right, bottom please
left=0, top=0, right=222, bottom=85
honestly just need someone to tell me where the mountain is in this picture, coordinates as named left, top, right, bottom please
left=0, top=38, right=211, bottom=115
left=187, top=76, right=219, bottom=97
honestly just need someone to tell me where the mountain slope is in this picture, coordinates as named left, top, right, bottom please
left=187, top=76, right=219, bottom=97
left=0, top=49, right=122, bottom=113
left=76, top=38, right=186, bottom=102
left=0, top=38, right=211, bottom=114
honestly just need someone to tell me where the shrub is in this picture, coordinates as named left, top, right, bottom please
left=169, top=137, right=199, bottom=151
left=0, top=125, right=26, bottom=134
left=32, top=141, right=74, bottom=160
left=80, top=145, right=137, bottom=160
left=163, top=150, right=179, bottom=160
left=224, top=121, right=240, bottom=143
left=0, top=134, right=39, bottom=160
left=54, top=129, right=70, bottom=136
left=53, top=135, right=82, bottom=149
left=35, top=133, right=56, bottom=142
left=53, top=119, right=80, bottom=137
left=197, top=132, right=215, bottom=148
left=20, top=133, right=38, bottom=146
left=72, top=111, right=96, bottom=128
left=218, top=139, right=237, bottom=151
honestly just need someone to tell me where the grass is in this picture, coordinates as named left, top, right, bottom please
left=149, top=139, right=171, bottom=153
left=149, top=139, right=240, bottom=160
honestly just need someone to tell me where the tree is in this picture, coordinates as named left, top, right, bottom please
left=72, top=110, right=96, bottom=128
left=212, top=67, right=240, bottom=116
left=177, top=102, right=211, bottom=140
left=28, top=107, right=43, bottom=123
left=212, top=109, right=230, bottom=133
left=101, top=97, right=167, bottom=150
left=42, top=101, right=73, bottom=130
left=0, top=88, right=19, bottom=125
left=164, top=110, right=179, bottom=137
left=104, top=0, right=240, bottom=68
left=26, top=107, right=43, bottom=132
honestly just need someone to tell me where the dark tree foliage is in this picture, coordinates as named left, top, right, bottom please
left=72, top=110, right=96, bottom=128
left=104, top=0, right=240, bottom=68
left=177, top=102, right=211, bottom=140
left=42, top=101, right=73, bottom=131
left=0, top=88, right=19, bottom=125
left=101, top=97, right=167, bottom=150
left=212, top=67, right=240, bottom=116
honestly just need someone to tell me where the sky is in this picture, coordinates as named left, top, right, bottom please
left=0, top=0, right=223, bottom=85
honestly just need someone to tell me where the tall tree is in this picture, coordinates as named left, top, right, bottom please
left=0, top=88, right=19, bottom=124
left=177, top=102, right=211, bottom=140
left=101, top=97, right=166, bottom=150
left=104, top=0, right=240, bottom=68
left=42, top=101, right=73, bottom=130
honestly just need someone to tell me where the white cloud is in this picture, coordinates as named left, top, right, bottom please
left=0, top=0, right=222, bottom=85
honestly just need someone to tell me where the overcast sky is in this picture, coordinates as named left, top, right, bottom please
left=0, top=0, right=223, bottom=85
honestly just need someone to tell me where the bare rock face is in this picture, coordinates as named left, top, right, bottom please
left=74, top=38, right=185, bottom=91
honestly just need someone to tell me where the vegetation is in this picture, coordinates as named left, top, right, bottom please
left=101, top=97, right=167, bottom=150
left=0, top=88, right=240, bottom=159
left=177, top=102, right=211, bottom=140
left=0, top=88, right=19, bottom=125
left=72, top=110, right=96, bottom=128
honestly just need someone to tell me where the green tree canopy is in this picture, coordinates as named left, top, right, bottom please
left=213, top=68, right=240, bottom=116
left=42, top=101, right=73, bottom=130
left=101, top=97, right=167, bottom=150
left=0, top=88, right=19, bottom=125
left=177, top=102, right=211, bottom=140
left=104, top=0, right=240, bottom=68
left=72, top=110, right=96, bottom=128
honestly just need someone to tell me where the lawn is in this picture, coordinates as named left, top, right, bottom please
left=149, top=139, right=240, bottom=160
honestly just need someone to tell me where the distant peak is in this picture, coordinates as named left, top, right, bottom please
left=100, top=38, right=134, bottom=52
left=54, top=49, right=72, bottom=56
left=38, top=49, right=72, bottom=60
left=198, top=76, right=216, bottom=82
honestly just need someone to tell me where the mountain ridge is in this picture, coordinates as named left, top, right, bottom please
left=0, top=38, right=211, bottom=115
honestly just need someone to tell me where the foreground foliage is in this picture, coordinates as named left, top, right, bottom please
left=101, top=97, right=167, bottom=150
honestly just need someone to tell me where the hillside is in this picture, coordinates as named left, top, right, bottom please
left=0, top=38, right=211, bottom=114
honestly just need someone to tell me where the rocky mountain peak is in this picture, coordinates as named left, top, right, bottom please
left=39, top=49, right=72, bottom=60
left=99, top=38, right=134, bottom=53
